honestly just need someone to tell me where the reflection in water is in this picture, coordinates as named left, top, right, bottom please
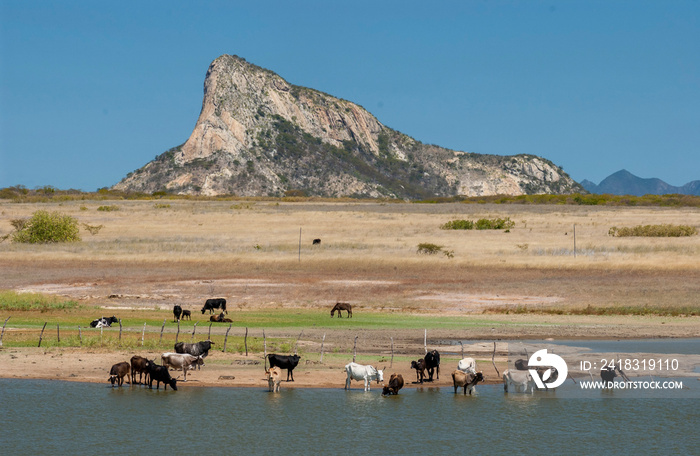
left=0, top=380, right=698, bottom=455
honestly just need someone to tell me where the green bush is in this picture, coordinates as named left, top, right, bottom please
left=12, top=210, right=81, bottom=243
left=441, top=217, right=514, bottom=230
left=440, top=219, right=474, bottom=230
left=417, top=243, right=443, bottom=254
left=609, top=224, right=697, bottom=237
left=97, top=205, right=119, bottom=211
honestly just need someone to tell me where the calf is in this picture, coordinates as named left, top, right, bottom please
left=181, top=309, right=191, bottom=320
left=174, top=340, right=214, bottom=370
left=452, top=370, right=484, bottom=395
left=267, top=366, right=282, bottom=393
left=108, top=362, right=130, bottom=387
left=161, top=352, right=204, bottom=381
left=411, top=359, right=427, bottom=383
left=147, top=360, right=178, bottom=391
left=344, top=362, right=384, bottom=392
left=173, top=305, right=183, bottom=322
left=130, top=355, right=150, bottom=384
left=210, top=312, right=232, bottom=323
left=201, top=298, right=227, bottom=314
left=424, top=350, right=440, bottom=381
left=382, top=373, right=404, bottom=396
left=265, top=354, right=301, bottom=382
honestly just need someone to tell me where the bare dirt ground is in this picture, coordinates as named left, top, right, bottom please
left=1, top=201, right=698, bottom=387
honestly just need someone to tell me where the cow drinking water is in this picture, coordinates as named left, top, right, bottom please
left=265, top=354, right=301, bottom=382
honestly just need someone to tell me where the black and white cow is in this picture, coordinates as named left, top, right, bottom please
left=174, top=340, right=214, bottom=370
left=90, top=316, right=118, bottom=328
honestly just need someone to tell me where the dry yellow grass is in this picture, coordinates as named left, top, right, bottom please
left=1, top=200, right=698, bottom=317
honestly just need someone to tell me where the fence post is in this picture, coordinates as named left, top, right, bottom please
left=175, top=320, right=180, bottom=344
left=320, top=333, right=326, bottom=363
left=223, top=324, right=232, bottom=352
left=78, top=325, right=82, bottom=346
left=424, top=329, right=427, bottom=354
left=459, top=341, right=464, bottom=359
left=263, top=329, right=267, bottom=359
left=100, top=324, right=103, bottom=347
left=159, top=319, right=166, bottom=342
left=0, top=316, right=10, bottom=347
left=352, top=335, right=358, bottom=362
left=208, top=322, right=212, bottom=340
left=244, top=327, right=248, bottom=356
left=141, top=322, right=146, bottom=346
left=294, top=330, right=303, bottom=355
left=56, top=324, right=60, bottom=344
left=191, top=322, right=198, bottom=342
left=390, top=337, right=394, bottom=368
left=118, top=319, right=122, bottom=346
left=38, top=322, right=47, bottom=347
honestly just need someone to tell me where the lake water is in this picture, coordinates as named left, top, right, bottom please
left=1, top=379, right=698, bottom=455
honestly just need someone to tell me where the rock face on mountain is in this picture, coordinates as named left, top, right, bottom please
left=113, top=55, right=583, bottom=198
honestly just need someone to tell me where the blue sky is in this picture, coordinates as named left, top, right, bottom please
left=1, top=1, right=698, bottom=191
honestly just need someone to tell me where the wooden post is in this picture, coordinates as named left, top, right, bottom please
left=390, top=337, right=394, bottom=368
left=298, top=227, right=302, bottom=263
left=244, top=327, right=248, bottom=356
left=191, top=322, right=198, bottom=342
left=491, top=341, right=500, bottom=376
left=78, top=326, right=82, bottom=346
left=56, top=324, right=60, bottom=344
left=159, top=319, right=166, bottom=342
left=208, top=322, right=212, bottom=340
left=100, top=323, right=103, bottom=347
left=320, top=333, right=326, bottom=363
left=118, top=319, right=122, bottom=346
left=294, top=330, right=303, bottom=355
left=141, top=322, right=146, bottom=346
left=175, top=320, right=180, bottom=344
left=263, top=329, right=267, bottom=359
left=38, top=322, right=47, bottom=347
left=424, top=329, right=427, bottom=354
left=0, top=316, right=10, bottom=347
left=352, top=335, right=358, bottom=362
left=223, top=324, right=232, bottom=352
left=459, top=341, right=464, bottom=359
left=574, top=224, right=577, bottom=258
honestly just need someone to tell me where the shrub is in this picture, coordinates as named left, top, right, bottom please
left=475, top=217, right=515, bottom=230
left=97, top=205, right=119, bottom=212
left=440, top=219, right=474, bottom=230
left=12, top=210, right=81, bottom=243
left=417, top=243, right=443, bottom=255
left=609, top=224, right=697, bottom=237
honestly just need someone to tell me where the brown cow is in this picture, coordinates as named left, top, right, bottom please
left=130, top=356, right=150, bottom=384
left=411, top=358, right=427, bottom=383
left=452, top=370, right=485, bottom=395
left=330, top=302, right=352, bottom=318
left=108, top=362, right=131, bottom=387
left=382, top=373, right=404, bottom=396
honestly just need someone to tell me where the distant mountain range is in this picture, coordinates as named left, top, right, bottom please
left=581, top=170, right=700, bottom=196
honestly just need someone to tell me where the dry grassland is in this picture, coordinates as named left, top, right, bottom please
left=1, top=200, right=699, bottom=335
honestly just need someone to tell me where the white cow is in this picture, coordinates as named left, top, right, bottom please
left=503, top=369, right=535, bottom=393
left=344, top=362, right=384, bottom=392
left=457, top=357, right=477, bottom=374
left=161, top=352, right=204, bottom=382
left=267, top=366, right=282, bottom=393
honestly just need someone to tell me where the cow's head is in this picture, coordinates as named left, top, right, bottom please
left=108, top=375, right=117, bottom=386
left=169, top=378, right=178, bottom=391
left=376, top=367, right=385, bottom=384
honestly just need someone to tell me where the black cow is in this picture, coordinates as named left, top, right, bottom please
left=265, top=354, right=301, bottom=382
left=410, top=358, right=427, bottom=383
left=147, top=360, right=178, bottom=391
left=425, top=350, right=440, bottom=381
left=514, top=358, right=529, bottom=370
left=382, top=373, right=404, bottom=396
left=181, top=309, right=191, bottom=320
left=108, top=362, right=131, bottom=387
left=312, top=238, right=321, bottom=245
left=175, top=340, right=214, bottom=370
left=201, top=298, right=227, bottom=314
left=90, top=316, right=118, bottom=328
left=173, top=305, right=183, bottom=322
